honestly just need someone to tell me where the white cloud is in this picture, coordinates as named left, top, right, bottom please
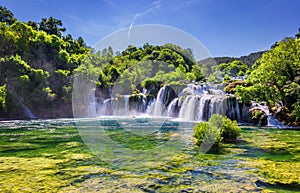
left=128, top=0, right=162, bottom=39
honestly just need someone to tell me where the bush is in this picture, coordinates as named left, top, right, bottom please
left=221, top=116, right=241, bottom=142
left=193, top=120, right=222, bottom=147
left=193, top=114, right=241, bottom=147
left=193, top=122, right=208, bottom=146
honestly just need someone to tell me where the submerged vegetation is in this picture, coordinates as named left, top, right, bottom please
left=0, top=119, right=299, bottom=192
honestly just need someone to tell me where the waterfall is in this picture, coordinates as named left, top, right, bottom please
left=208, top=95, right=226, bottom=119
left=250, top=102, right=284, bottom=127
left=84, top=88, right=97, bottom=117
left=134, top=94, right=147, bottom=113
left=267, top=115, right=284, bottom=128
left=225, top=96, right=241, bottom=122
left=178, top=95, right=198, bottom=121
left=177, top=94, right=241, bottom=122
left=153, top=85, right=168, bottom=116
left=235, top=99, right=241, bottom=122
left=94, top=83, right=253, bottom=123
left=167, top=98, right=178, bottom=117
left=109, top=95, right=131, bottom=116
left=197, top=95, right=211, bottom=121
left=102, top=98, right=112, bottom=115
left=124, top=95, right=130, bottom=114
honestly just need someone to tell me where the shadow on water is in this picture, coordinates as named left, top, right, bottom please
left=256, top=180, right=300, bottom=192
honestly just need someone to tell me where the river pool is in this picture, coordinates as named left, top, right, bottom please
left=0, top=118, right=299, bottom=192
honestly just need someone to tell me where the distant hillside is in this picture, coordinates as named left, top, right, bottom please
left=198, top=51, right=265, bottom=68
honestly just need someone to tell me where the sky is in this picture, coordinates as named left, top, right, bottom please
left=1, top=0, right=299, bottom=57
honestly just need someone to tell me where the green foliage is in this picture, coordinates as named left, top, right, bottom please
left=217, top=60, right=248, bottom=78
left=207, top=74, right=219, bottom=83
left=92, top=43, right=201, bottom=95
left=0, top=6, right=16, bottom=25
left=193, top=114, right=241, bottom=147
left=193, top=122, right=208, bottom=145
left=223, top=74, right=231, bottom=82
left=0, top=8, right=89, bottom=117
left=0, top=25, right=200, bottom=115
left=193, top=122, right=222, bottom=146
left=39, top=17, right=66, bottom=37
left=74, top=60, right=101, bottom=84
left=43, top=87, right=56, bottom=98
left=0, top=84, right=7, bottom=110
left=191, top=64, right=205, bottom=81
left=0, top=55, right=31, bottom=84
left=292, top=101, right=300, bottom=121
left=235, top=36, right=300, bottom=122
left=221, top=116, right=241, bottom=142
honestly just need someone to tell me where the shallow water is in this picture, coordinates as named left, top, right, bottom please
left=0, top=118, right=299, bottom=192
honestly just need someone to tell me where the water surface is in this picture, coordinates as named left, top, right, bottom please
left=0, top=118, right=299, bottom=192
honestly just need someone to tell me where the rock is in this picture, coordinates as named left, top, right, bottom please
left=224, top=80, right=245, bottom=94
left=272, top=105, right=298, bottom=126
left=249, top=108, right=268, bottom=126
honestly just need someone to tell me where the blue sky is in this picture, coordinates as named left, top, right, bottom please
left=1, top=0, right=299, bottom=57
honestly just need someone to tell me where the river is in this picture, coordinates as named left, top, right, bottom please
left=0, top=118, right=299, bottom=192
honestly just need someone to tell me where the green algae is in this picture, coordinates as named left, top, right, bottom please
left=238, top=127, right=300, bottom=192
left=0, top=120, right=299, bottom=192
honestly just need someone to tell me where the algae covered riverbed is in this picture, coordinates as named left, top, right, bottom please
left=0, top=118, right=299, bottom=192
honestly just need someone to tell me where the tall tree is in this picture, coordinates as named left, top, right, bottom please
left=39, top=17, right=66, bottom=37
left=295, top=28, right=300, bottom=39
left=235, top=37, right=300, bottom=121
left=27, top=21, right=38, bottom=30
left=0, top=6, right=16, bottom=25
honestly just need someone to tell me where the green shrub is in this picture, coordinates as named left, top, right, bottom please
left=193, top=121, right=222, bottom=147
left=193, top=122, right=208, bottom=146
left=193, top=114, right=241, bottom=147
left=208, top=114, right=224, bottom=128
left=221, top=116, right=241, bottom=142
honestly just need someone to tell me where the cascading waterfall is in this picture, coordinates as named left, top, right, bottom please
left=167, top=98, right=178, bottom=117
left=95, top=83, right=245, bottom=122
left=208, top=95, right=227, bottom=119
left=197, top=95, right=211, bottom=121
left=109, top=95, right=131, bottom=116
left=153, top=85, right=167, bottom=116
left=225, top=96, right=241, bottom=122
left=250, top=102, right=284, bottom=127
left=176, top=94, right=237, bottom=122
left=178, top=95, right=198, bottom=121
left=241, top=102, right=249, bottom=122
left=124, top=95, right=130, bottom=114
left=84, top=88, right=97, bottom=117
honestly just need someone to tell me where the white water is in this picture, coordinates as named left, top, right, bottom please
left=178, top=95, right=197, bottom=121
left=167, top=98, right=178, bottom=117
left=197, top=95, right=211, bottom=121
left=250, top=102, right=284, bottom=127
left=124, top=95, right=130, bottom=115
left=153, top=85, right=166, bottom=116
left=93, top=83, right=261, bottom=123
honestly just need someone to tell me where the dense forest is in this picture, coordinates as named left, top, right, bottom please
left=0, top=6, right=299, bottom=125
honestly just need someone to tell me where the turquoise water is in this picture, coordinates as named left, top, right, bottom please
left=0, top=118, right=299, bottom=192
